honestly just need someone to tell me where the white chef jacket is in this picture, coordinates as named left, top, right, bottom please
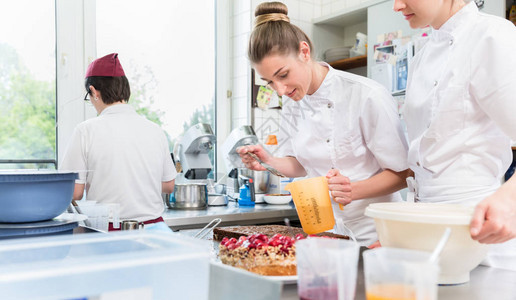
left=404, top=2, right=516, bottom=270
left=60, top=104, right=176, bottom=222
left=278, top=62, right=409, bottom=245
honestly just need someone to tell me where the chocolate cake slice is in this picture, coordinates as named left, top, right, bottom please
left=213, top=225, right=349, bottom=241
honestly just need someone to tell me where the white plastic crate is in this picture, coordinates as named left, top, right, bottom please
left=0, top=231, right=210, bottom=300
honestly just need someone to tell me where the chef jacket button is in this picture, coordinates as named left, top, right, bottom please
left=433, top=80, right=438, bottom=86
left=327, top=103, right=333, bottom=108
left=416, top=162, right=421, bottom=166
left=449, top=39, right=454, bottom=46
left=326, top=139, right=330, bottom=143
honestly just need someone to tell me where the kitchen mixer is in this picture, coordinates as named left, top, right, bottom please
left=170, top=123, right=224, bottom=208
left=221, top=125, right=258, bottom=171
left=221, top=125, right=270, bottom=203
left=176, top=123, right=216, bottom=182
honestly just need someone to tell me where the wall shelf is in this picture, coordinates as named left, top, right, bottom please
left=329, top=55, right=367, bottom=70
left=313, top=0, right=385, bottom=27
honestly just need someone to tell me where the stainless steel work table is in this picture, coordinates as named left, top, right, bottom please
left=178, top=227, right=516, bottom=300
left=162, top=201, right=299, bottom=231
left=281, top=247, right=516, bottom=300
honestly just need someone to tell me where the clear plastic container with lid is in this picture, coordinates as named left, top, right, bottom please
left=0, top=231, right=211, bottom=299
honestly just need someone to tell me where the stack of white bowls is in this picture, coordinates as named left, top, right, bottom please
left=324, top=46, right=351, bottom=62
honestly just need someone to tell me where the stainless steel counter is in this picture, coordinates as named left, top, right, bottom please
left=162, top=201, right=299, bottom=231
left=282, top=264, right=516, bottom=300
left=179, top=227, right=516, bottom=300
left=281, top=246, right=516, bottom=300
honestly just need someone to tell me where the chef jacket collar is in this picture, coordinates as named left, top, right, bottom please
left=304, top=61, right=334, bottom=101
left=99, top=103, right=136, bottom=116
left=431, top=1, right=478, bottom=41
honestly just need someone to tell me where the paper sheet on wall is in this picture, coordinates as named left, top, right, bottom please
left=371, top=63, right=395, bottom=92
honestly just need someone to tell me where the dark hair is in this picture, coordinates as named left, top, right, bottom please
left=85, top=76, right=131, bottom=104
left=248, top=1, right=314, bottom=64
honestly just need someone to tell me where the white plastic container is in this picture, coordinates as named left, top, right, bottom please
left=0, top=231, right=210, bottom=299
left=351, top=32, right=367, bottom=57
left=77, top=201, right=110, bottom=232
left=365, top=202, right=488, bottom=284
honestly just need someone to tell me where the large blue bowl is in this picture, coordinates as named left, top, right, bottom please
left=0, top=171, right=78, bottom=223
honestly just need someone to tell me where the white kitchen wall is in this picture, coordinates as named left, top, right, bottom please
left=319, top=0, right=373, bottom=52
left=229, top=0, right=251, bottom=132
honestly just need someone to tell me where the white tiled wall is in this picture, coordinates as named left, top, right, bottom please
left=230, top=0, right=251, bottom=132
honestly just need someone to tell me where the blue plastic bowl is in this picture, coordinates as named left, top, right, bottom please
left=0, top=171, right=78, bottom=223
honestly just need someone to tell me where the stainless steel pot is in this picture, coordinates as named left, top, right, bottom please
left=168, top=183, right=208, bottom=209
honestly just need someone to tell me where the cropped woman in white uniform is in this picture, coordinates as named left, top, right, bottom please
left=394, top=0, right=516, bottom=268
left=238, top=2, right=410, bottom=246
left=60, top=53, right=176, bottom=230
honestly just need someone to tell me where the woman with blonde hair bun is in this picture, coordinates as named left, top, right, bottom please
left=237, top=2, right=410, bottom=246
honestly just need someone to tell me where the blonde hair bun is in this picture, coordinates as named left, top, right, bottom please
left=248, top=1, right=313, bottom=64
left=254, top=2, right=290, bottom=28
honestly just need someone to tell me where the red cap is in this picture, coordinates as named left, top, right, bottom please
left=85, top=53, right=125, bottom=78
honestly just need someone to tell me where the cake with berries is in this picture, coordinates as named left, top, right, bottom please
left=215, top=226, right=348, bottom=276
left=218, top=233, right=302, bottom=276
left=213, top=225, right=349, bottom=241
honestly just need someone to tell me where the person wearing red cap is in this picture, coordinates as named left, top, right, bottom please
left=60, top=53, right=176, bottom=231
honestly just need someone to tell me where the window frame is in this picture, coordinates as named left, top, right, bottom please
left=0, top=0, right=59, bottom=169
left=55, top=0, right=231, bottom=178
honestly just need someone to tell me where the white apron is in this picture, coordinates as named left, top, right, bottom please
left=331, top=194, right=402, bottom=246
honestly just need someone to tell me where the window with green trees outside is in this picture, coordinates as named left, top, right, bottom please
left=0, top=0, right=57, bottom=169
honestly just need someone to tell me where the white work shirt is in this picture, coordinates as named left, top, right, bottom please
left=405, top=2, right=516, bottom=203
left=60, top=104, right=176, bottom=222
left=279, top=62, right=409, bottom=245
left=404, top=2, right=516, bottom=270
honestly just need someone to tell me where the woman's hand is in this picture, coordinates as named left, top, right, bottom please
left=470, top=178, right=516, bottom=244
left=326, top=169, right=352, bottom=206
left=367, top=240, right=382, bottom=249
left=236, top=145, right=269, bottom=172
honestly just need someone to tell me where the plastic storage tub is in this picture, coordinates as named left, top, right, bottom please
left=0, top=231, right=210, bottom=299
left=365, top=202, right=488, bottom=284
left=0, top=170, right=77, bottom=223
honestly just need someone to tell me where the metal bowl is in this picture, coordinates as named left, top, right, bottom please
left=208, top=193, right=228, bottom=206
left=239, top=169, right=270, bottom=194
left=168, top=183, right=208, bottom=209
